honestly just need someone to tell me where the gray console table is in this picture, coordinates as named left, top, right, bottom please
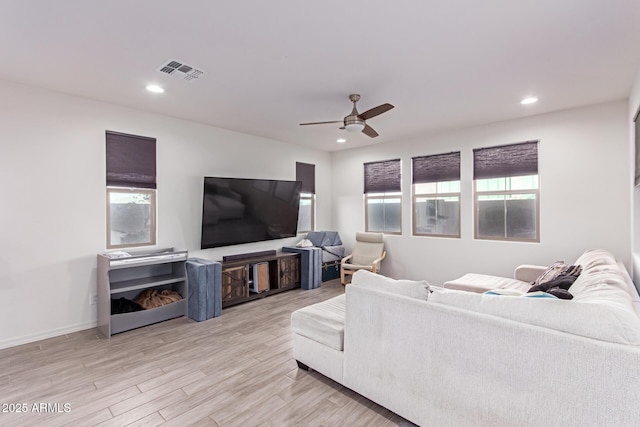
left=97, top=248, right=188, bottom=337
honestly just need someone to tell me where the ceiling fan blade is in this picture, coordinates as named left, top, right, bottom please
left=358, top=103, right=394, bottom=120
left=299, top=120, right=342, bottom=126
left=362, top=124, right=379, bottom=138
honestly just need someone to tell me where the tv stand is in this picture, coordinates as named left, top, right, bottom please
left=220, top=251, right=300, bottom=308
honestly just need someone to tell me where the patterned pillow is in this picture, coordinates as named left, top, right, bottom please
left=531, top=261, right=566, bottom=286
left=528, top=264, right=582, bottom=298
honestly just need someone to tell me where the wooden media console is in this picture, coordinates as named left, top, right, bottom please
left=220, top=251, right=301, bottom=308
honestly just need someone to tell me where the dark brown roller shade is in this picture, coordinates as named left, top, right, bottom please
left=412, top=151, right=460, bottom=184
left=106, top=131, right=156, bottom=189
left=364, top=159, right=401, bottom=193
left=296, top=162, right=315, bottom=193
left=473, top=140, right=538, bottom=180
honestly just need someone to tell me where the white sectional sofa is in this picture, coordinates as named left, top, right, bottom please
left=291, top=249, right=640, bottom=426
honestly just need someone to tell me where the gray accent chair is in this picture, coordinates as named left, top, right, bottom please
left=284, top=231, right=347, bottom=289
left=305, top=231, right=346, bottom=263
left=340, top=232, right=386, bottom=285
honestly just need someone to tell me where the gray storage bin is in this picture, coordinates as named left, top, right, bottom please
left=186, top=258, right=222, bottom=321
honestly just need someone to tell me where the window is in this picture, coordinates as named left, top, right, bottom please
left=473, top=141, right=539, bottom=242
left=106, top=131, right=157, bottom=249
left=296, top=162, right=315, bottom=233
left=364, top=159, right=402, bottom=234
left=107, top=188, right=156, bottom=248
left=412, top=152, right=460, bottom=237
left=634, top=106, right=640, bottom=186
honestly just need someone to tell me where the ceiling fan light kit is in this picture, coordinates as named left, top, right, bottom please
left=345, top=122, right=365, bottom=133
left=300, top=94, right=394, bottom=138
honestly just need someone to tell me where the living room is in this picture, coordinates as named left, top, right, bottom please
left=2, top=1, right=640, bottom=425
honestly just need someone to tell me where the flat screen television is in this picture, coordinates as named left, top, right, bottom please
left=201, top=177, right=301, bottom=249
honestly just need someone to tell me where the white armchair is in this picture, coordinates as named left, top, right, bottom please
left=340, top=232, right=386, bottom=285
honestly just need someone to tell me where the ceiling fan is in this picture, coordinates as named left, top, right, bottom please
left=300, top=94, right=394, bottom=138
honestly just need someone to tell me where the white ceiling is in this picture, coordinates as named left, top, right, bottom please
left=2, top=1, right=640, bottom=152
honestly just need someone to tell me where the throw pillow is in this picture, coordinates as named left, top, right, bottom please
left=528, top=265, right=582, bottom=293
left=531, top=261, right=566, bottom=287
left=296, top=239, right=314, bottom=248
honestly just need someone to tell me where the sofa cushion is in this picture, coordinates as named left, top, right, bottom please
left=570, top=249, right=636, bottom=311
left=291, top=294, right=345, bottom=351
left=443, top=273, right=530, bottom=294
left=430, top=288, right=640, bottom=345
left=351, top=270, right=430, bottom=300
left=574, top=248, right=617, bottom=270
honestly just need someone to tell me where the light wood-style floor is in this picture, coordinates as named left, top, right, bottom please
left=0, top=279, right=413, bottom=427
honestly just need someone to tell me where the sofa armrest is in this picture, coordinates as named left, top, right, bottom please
left=514, top=264, right=547, bottom=282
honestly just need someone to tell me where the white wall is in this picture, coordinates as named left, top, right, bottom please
left=0, top=79, right=331, bottom=349
left=0, top=77, right=632, bottom=349
left=332, top=101, right=631, bottom=286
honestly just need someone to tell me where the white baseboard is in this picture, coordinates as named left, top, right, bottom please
left=0, top=321, right=98, bottom=350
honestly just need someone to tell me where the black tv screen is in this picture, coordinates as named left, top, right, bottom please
left=201, top=177, right=301, bottom=249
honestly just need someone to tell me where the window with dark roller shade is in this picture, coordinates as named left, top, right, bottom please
left=364, top=159, right=401, bottom=193
left=296, top=162, right=315, bottom=194
left=412, top=152, right=460, bottom=237
left=473, top=140, right=538, bottom=180
left=106, top=131, right=157, bottom=249
left=364, top=159, right=402, bottom=234
left=106, top=131, right=157, bottom=188
left=412, top=151, right=460, bottom=184
left=473, top=140, right=539, bottom=242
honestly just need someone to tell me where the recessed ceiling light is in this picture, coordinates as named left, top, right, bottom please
left=521, top=97, right=538, bottom=105
left=146, top=84, right=164, bottom=93
left=337, top=138, right=346, bottom=144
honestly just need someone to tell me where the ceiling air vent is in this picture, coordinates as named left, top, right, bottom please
left=157, top=60, right=205, bottom=81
